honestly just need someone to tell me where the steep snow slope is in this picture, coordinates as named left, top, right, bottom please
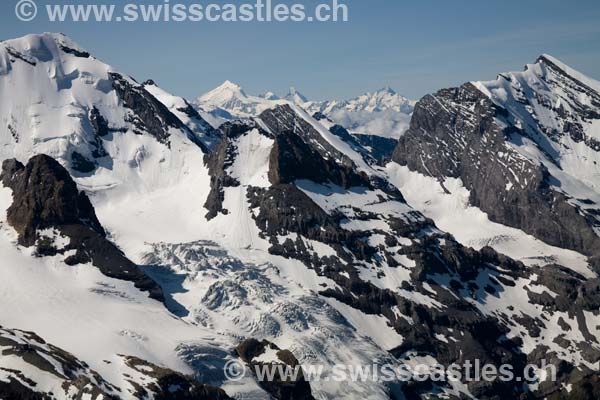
left=0, top=32, right=217, bottom=250
left=473, top=55, right=600, bottom=194
left=0, top=33, right=214, bottom=204
left=386, top=163, right=591, bottom=277
left=143, top=80, right=221, bottom=149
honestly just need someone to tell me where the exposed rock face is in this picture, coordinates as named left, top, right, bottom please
left=0, top=327, right=232, bottom=400
left=89, top=106, right=109, bottom=138
left=259, top=105, right=356, bottom=168
left=268, top=131, right=368, bottom=187
left=198, top=101, right=600, bottom=398
left=203, top=121, right=253, bottom=219
left=203, top=114, right=370, bottom=221
left=392, top=81, right=600, bottom=256
left=248, top=184, right=532, bottom=398
left=216, top=113, right=520, bottom=397
left=175, top=101, right=222, bottom=148
left=57, top=43, right=90, bottom=58
left=0, top=155, right=104, bottom=247
left=122, top=356, right=233, bottom=400
left=352, top=133, right=398, bottom=164
left=0, top=327, right=119, bottom=400
left=236, top=339, right=314, bottom=400
left=70, top=151, right=96, bottom=173
left=0, top=155, right=164, bottom=301
left=0, top=379, right=51, bottom=400
left=313, top=111, right=398, bottom=164
left=110, top=72, right=186, bottom=146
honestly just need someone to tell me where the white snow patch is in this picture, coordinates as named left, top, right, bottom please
left=386, top=163, right=593, bottom=277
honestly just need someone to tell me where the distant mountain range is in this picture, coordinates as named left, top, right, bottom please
left=195, top=80, right=415, bottom=139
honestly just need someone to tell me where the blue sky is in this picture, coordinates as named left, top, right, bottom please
left=1, top=0, right=599, bottom=101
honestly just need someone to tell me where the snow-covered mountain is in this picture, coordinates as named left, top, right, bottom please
left=194, top=80, right=288, bottom=124
left=302, top=86, right=414, bottom=114
left=289, top=86, right=415, bottom=139
left=196, top=83, right=415, bottom=140
left=0, top=32, right=418, bottom=399
left=394, top=54, right=600, bottom=258
left=1, top=32, right=600, bottom=400
left=194, top=82, right=408, bottom=162
left=284, top=86, right=309, bottom=104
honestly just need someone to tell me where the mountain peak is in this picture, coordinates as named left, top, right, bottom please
left=198, top=80, right=247, bottom=103
left=285, top=86, right=308, bottom=103
left=258, top=91, right=279, bottom=100
left=536, top=53, right=565, bottom=67
left=1, top=32, right=90, bottom=60
left=219, top=80, right=243, bottom=91
left=2, top=32, right=65, bottom=45
left=375, top=86, right=397, bottom=95
left=534, top=53, right=575, bottom=74
left=532, top=54, right=600, bottom=93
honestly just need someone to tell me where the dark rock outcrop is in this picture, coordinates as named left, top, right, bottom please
left=58, top=44, right=90, bottom=58
left=236, top=339, right=314, bottom=400
left=123, top=356, right=233, bottom=400
left=70, top=151, right=96, bottom=173
left=175, top=101, right=222, bottom=150
left=0, top=327, right=232, bottom=400
left=259, top=105, right=356, bottom=168
left=109, top=72, right=185, bottom=145
left=392, top=82, right=600, bottom=256
left=268, top=131, right=368, bottom=188
left=89, top=106, right=109, bottom=137
left=353, top=133, right=398, bottom=164
left=0, top=327, right=119, bottom=400
left=0, top=155, right=163, bottom=301
left=203, top=121, right=253, bottom=219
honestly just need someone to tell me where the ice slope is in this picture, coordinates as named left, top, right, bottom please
left=0, top=33, right=215, bottom=254
left=144, top=80, right=221, bottom=149
left=0, top=33, right=120, bottom=163
left=141, top=240, right=404, bottom=399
